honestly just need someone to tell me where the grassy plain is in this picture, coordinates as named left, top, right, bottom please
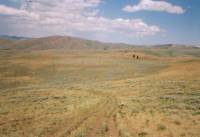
left=0, top=48, right=200, bottom=137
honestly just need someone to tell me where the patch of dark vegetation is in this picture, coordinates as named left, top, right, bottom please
left=157, top=124, right=167, bottom=131
left=52, top=96, right=67, bottom=100
left=0, top=111, right=9, bottom=115
left=184, top=98, right=200, bottom=106
left=138, top=131, right=148, bottom=137
left=101, top=122, right=109, bottom=134
left=192, top=111, right=200, bottom=116
left=174, top=120, right=181, bottom=125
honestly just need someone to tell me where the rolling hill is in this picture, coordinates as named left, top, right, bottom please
left=0, top=35, right=135, bottom=50
left=0, top=35, right=199, bottom=53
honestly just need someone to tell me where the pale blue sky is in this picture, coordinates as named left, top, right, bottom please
left=0, top=0, right=199, bottom=45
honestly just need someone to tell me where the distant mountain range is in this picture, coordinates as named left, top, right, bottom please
left=152, top=44, right=200, bottom=49
left=0, top=35, right=28, bottom=40
left=0, top=35, right=199, bottom=50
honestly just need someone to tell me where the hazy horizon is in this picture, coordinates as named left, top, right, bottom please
left=1, top=34, right=199, bottom=47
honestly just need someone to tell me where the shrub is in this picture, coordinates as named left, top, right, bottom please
left=157, top=124, right=166, bottom=131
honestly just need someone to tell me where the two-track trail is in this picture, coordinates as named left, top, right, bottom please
left=49, top=90, right=121, bottom=137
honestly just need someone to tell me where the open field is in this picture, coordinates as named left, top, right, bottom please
left=0, top=47, right=200, bottom=137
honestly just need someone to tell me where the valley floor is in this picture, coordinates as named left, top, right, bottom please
left=0, top=50, right=200, bottom=137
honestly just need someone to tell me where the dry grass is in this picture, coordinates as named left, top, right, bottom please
left=0, top=49, right=199, bottom=137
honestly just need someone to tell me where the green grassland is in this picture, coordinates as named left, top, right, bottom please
left=0, top=48, right=200, bottom=137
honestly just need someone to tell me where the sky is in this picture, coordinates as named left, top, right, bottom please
left=0, top=0, right=199, bottom=45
